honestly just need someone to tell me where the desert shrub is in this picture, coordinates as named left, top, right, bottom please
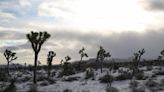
left=106, top=86, right=119, bottom=92
left=99, top=74, right=114, bottom=83
left=37, top=75, right=55, bottom=84
left=161, top=79, right=164, bottom=86
left=85, top=68, right=94, bottom=80
left=51, top=71, right=56, bottom=77
left=47, top=78, right=56, bottom=84
left=63, top=89, right=72, bottom=92
left=134, top=71, right=145, bottom=80
left=145, top=79, right=159, bottom=88
left=132, top=87, right=145, bottom=92
left=37, top=76, right=47, bottom=81
left=81, top=90, right=90, bottom=92
left=115, top=72, right=132, bottom=81
left=0, top=71, right=8, bottom=82
left=155, top=70, right=164, bottom=75
left=130, top=80, right=139, bottom=88
left=63, top=76, right=80, bottom=82
left=61, top=62, right=75, bottom=76
left=146, top=66, right=153, bottom=71
left=29, top=84, right=37, bottom=92
left=112, top=64, right=119, bottom=70
left=19, top=76, right=31, bottom=83
left=3, top=78, right=16, bottom=92
left=40, top=80, right=49, bottom=86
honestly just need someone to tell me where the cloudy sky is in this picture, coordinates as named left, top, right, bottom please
left=0, top=0, right=164, bottom=65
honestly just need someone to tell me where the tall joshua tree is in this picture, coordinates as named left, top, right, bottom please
left=133, top=48, right=145, bottom=74
left=78, top=47, right=88, bottom=71
left=96, top=46, right=111, bottom=73
left=4, top=49, right=17, bottom=75
left=26, top=31, right=50, bottom=84
left=47, top=51, right=56, bottom=78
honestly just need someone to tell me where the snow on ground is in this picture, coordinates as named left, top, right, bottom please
left=0, top=66, right=164, bottom=92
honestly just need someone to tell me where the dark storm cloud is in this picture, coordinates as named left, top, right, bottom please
left=142, top=0, right=164, bottom=11
left=0, top=29, right=164, bottom=63
left=0, top=30, right=25, bottom=40
left=50, top=30, right=164, bottom=59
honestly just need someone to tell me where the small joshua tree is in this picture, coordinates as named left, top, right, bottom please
left=47, top=51, right=56, bottom=78
left=61, top=56, right=75, bottom=76
left=157, top=56, right=163, bottom=61
left=158, top=49, right=164, bottom=61
left=26, top=31, right=50, bottom=84
left=96, top=46, right=111, bottom=73
left=78, top=47, right=88, bottom=71
left=4, top=49, right=17, bottom=76
left=65, top=56, right=71, bottom=63
left=60, top=59, right=64, bottom=66
left=133, top=48, right=145, bottom=74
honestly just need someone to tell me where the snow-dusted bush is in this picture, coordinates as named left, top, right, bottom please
left=145, top=78, right=162, bottom=92
left=3, top=78, right=16, bottom=92
left=40, top=80, right=49, bottom=86
left=18, top=76, right=31, bottom=83
left=160, top=79, right=164, bottom=86
left=63, top=76, right=81, bottom=82
left=0, top=71, right=8, bottom=82
left=106, top=86, right=119, bottom=92
left=60, top=62, right=75, bottom=76
left=29, top=84, right=37, bottom=92
left=155, top=70, right=164, bottom=75
left=132, top=87, right=145, bottom=92
left=63, top=89, right=72, bottom=92
left=146, top=66, right=153, bottom=71
left=134, top=71, right=145, bottom=80
left=37, top=75, right=47, bottom=81
left=115, top=72, right=132, bottom=81
left=99, top=73, right=114, bottom=85
left=145, top=79, right=159, bottom=87
left=130, top=80, right=139, bottom=89
left=85, top=68, right=94, bottom=80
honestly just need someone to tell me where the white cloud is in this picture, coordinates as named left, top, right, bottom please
left=38, top=0, right=158, bottom=34
left=0, top=12, right=16, bottom=22
left=18, top=0, right=31, bottom=8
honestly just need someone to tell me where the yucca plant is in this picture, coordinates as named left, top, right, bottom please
left=47, top=51, right=56, bottom=78
left=26, top=31, right=50, bottom=84
left=96, top=46, right=111, bottom=73
left=133, top=48, right=145, bottom=74
left=4, top=49, right=17, bottom=76
left=78, top=47, right=88, bottom=71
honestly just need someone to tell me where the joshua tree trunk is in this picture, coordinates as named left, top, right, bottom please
left=48, top=63, right=51, bottom=78
left=34, top=53, right=38, bottom=84
left=101, top=59, right=103, bottom=73
left=7, top=61, right=9, bottom=76
left=79, top=56, right=82, bottom=71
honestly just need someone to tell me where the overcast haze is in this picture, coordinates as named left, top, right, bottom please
left=0, top=0, right=164, bottom=65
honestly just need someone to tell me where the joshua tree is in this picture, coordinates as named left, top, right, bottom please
left=65, top=56, right=71, bottom=63
left=157, top=56, right=163, bottom=61
left=60, top=59, right=64, bottom=66
left=26, top=31, right=50, bottom=84
left=96, top=46, right=111, bottom=73
left=157, top=49, right=164, bottom=61
left=47, top=51, right=56, bottom=78
left=4, top=49, right=17, bottom=75
left=78, top=47, right=88, bottom=71
left=133, top=48, right=145, bottom=74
